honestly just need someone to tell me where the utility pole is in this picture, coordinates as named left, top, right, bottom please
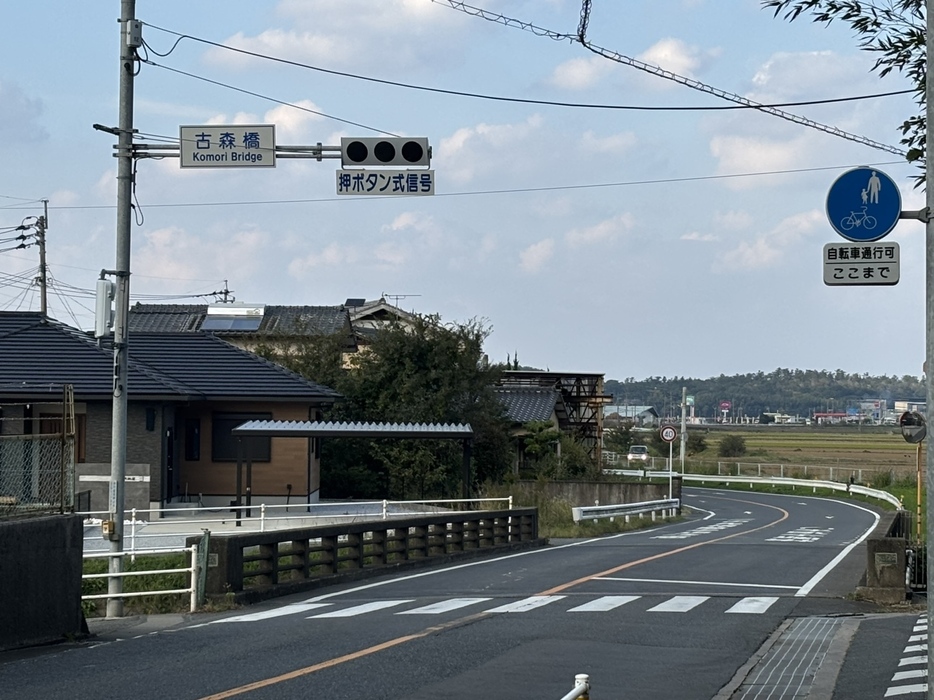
left=37, top=200, right=47, bottom=316
left=926, top=1, right=933, bottom=695
left=679, top=386, right=686, bottom=472
left=106, top=0, right=139, bottom=618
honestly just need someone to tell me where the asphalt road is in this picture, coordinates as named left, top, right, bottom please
left=1, top=488, right=922, bottom=699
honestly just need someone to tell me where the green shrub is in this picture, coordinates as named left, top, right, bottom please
left=718, top=435, right=747, bottom=458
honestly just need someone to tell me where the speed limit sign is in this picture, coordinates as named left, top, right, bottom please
left=660, top=425, right=678, bottom=443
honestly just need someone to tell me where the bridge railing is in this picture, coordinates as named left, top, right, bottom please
left=192, top=507, right=541, bottom=604
left=558, top=674, right=590, bottom=700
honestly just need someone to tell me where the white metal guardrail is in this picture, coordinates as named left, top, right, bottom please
left=558, top=674, right=590, bottom=700
left=603, top=468, right=902, bottom=509
left=82, top=544, right=200, bottom=612
left=572, top=498, right=679, bottom=523
left=680, top=473, right=903, bottom=508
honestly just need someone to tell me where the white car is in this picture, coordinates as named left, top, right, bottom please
left=627, top=445, right=649, bottom=462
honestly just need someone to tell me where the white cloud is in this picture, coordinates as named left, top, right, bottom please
left=519, top=239, right=555, bottom=273
left=713, top=210, right=754, bottom=231
left=204, top=0, right=465, bottom=73
left=288, top=242, right=361, bottom=277
left=714, top=210, right=822, bottom=271
left=580, top=130, right=637, bottom=155
left=438, top=115, right=545, bottom=184
left=565, top=214, right=634, bottom=247
left=638, top=37, right=705, bottom=78
left=681, top=231, right=718, bottom=242
left=549, top=57, right=614, bottom=91
left=263, top=101, right=324, bottom=141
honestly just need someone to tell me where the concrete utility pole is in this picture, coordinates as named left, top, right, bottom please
left=37, top=200, right=47, bottom=316
left=106, top=0, right=139, bottom=618
left=679, top=386, right=687, bottom=471
left=926, top=1, right=933, bottom=695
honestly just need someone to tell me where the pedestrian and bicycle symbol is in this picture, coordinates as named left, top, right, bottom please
left=826, top=167, right=901, bottom=242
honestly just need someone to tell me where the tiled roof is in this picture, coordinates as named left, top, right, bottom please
left=128, top=303, right=351, bottom=336
left=494, top=388, right=561, bottom=423
left=0, top=313, right=340, bottom=403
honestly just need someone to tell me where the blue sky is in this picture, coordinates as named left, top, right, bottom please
left=0, top=1, right=923, bottom=381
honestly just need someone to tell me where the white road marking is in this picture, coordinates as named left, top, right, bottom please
left=892, top=669, right=927, bottom=681
left=905, top=644, right=928, bottom=654
left=885, top=684, right=927, bottom=697
left=205, top=602, right=331, bottom=624
left=309, top=600, right=413, bottom=618
left=566, top=596, right=640, bottom=612
left=597, top=576, right=796, bottom=590
left=396, top=598, right=491, bottom=615
left=647, top=596, right=709, bottom=613
left=725, top=597, right=779, bottom=614
left=899, top=656, right=927, bottom=667
left=486, top=595, right=565, bottom=613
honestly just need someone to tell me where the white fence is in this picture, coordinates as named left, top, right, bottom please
left=558, top=674, right=590, bottom=700
left=82, top=544, right=200, bottom=612
left=79, top=497, right=513, bottom=554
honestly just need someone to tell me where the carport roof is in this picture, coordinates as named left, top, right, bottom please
left=233, top=419, right=473, bottom=438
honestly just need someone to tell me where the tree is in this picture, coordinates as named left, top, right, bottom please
left=719, top=435, right=747, bottom=458
left=686, top=433, right=707, bottom=456
left=257, top=314, right=512, bottom=499
left=764, top=0, right=925, bottom=177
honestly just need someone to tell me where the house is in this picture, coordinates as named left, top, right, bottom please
left=497, top=370, right=612, bottom=464
left=494, top=387, right=567, bottom=474
left=128, top=302, right=357, bottom=357
left=603, top=405, right=659, bottom=428
left=0, top=313, right=340, bottom=512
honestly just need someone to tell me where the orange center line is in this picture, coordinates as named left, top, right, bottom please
left=539, top=498, right=789, bottom=595
left=200, top=494, right=788, bottom=698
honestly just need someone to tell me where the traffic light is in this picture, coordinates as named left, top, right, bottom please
left=340, top=137, right=430, bottom=167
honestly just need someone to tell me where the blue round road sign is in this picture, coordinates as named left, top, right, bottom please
left=826, top=167, right=901, bottom=242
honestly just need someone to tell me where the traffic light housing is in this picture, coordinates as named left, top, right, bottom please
left=340, top=137, right=430, bottom=167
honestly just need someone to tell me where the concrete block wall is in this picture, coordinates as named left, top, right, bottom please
left=0, top=515, right=84, bottom=651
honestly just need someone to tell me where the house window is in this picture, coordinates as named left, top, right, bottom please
left=211, top=412, right=271, bottom=462
left=184, top=418, right=201, bottom=461
left=38, top=414, right=87, bottom=463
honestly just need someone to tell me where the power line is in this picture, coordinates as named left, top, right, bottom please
left=435, top=0, right=907, bottom=157
left=21, top=160, right=906, bottom=211
left=140, top=21, right=912, bottom=114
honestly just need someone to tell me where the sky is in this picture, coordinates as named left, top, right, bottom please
left=0, top=0, right=925, bottom=383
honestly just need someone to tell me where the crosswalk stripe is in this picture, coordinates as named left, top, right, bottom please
left=899, top=656, right=928, bottom=667
left=567, top=596, right=640, bottom=612
left=397, top=598, right=492, bottom=615
left=647, top=596, right=709, bottom=613
left=486, top=595, right=565, bottom=613
left=309, top=600, right=414, bottom=618
left=213, top=602, right=331, bottom=623
left=892, top=669, right=927, bottom=681
left=725, top=597, right=779, bottom=614
left=885, top=683, right=928, bottom=697
left=908, top=634, right=927, bottom=643
left=905, top=644, right=928, bottom=654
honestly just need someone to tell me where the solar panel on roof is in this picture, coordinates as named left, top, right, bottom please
left=201, top=316, right=262, bottom=331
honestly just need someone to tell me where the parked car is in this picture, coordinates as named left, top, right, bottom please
left=627, top=445, right=649, bottom=462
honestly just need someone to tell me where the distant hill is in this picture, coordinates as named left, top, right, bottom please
left=606, top=369, right=925, bottom=421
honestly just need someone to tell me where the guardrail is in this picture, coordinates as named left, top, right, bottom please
left=196, top=507, right=541, bottom=603
left=680, top=473, right=902, bottom=508
left=571, top=498, right=679, bottom=523
left=82, top=544, right=202, bottom=613
left=601, top=468, right=902, bottom=509
left=79, top=497, right=514, bottom=555
left=558, top=674, right=590, bottom=700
